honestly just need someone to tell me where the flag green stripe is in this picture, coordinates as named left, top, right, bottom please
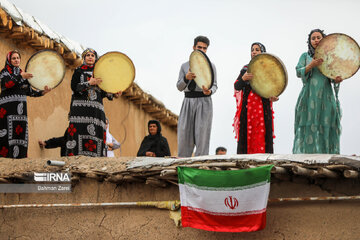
left=177, top=165, right=273, bottom=188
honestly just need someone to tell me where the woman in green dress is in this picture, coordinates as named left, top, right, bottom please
left=293, top=29, right=343, bottom=154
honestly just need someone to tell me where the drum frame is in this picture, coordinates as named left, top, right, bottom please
left=248, top=53, right=288, bottom=98
left=189, top=50, right=214, bottom=90
left=25, top=49, right=66, bottom=90
left=314, top=33, right=360, bottom=80
left=93, top=51, right=135, bottom=93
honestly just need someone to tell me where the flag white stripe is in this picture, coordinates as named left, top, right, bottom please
left=179, top=182, right=270, bottom=214
left=184, top=180, right=268, bottom=191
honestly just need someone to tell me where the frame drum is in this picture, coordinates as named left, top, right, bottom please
left=248, top=53, right=287, bottom=98
left=94, top=52, right=135, bottom=93
left=25, top=50, right=66, bottom=90
left=189, top=50, right=214, bottom=89
left=314, top=33, right=360, bottom=80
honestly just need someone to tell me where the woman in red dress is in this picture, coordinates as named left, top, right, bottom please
left=233, top=43, right=277, bottom=154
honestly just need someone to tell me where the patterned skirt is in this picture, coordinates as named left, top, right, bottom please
left=0, top=94, right=28, bottom=158
left=64, top=95, right=107, bottom=157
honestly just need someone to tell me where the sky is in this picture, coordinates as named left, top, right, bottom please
left=9, top=0, right=360, bottom=155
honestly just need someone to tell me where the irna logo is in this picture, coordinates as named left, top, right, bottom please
left=34, top=172, right=71, bottom=182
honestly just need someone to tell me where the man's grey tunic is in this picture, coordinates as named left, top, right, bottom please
left=176, top=61, right=218, bottom=157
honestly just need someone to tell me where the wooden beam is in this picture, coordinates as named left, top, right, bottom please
left=55, top=43, right=65, bottom=55
left=126, top=89, right=143, bottom=99
left=271, top=166, right=287, bottom=174
left=49, top=39, right=55, bottom=49
left=63, top=51, right=77, bottom=60
left=317, top=167, right=338, bottom=178
left=0, top=9, right=8, bottom=27
left=7, top=26, right=26, bottom=40
left=122, top=86, right=134, bottom=96
left=122, top=175, right=144, bottom=182
left=105, top=174, right=123, bottom=183
left=160, top=169, right=177, bottom=177
left=41, top=36, right=50, bottom=48
left=133, top=99, right=150, bottom=105
left=10, top=25, right=23, bottom=33
left=292, top=165, right=316, bottom=177
left=27, top=33, right=42, bottom=45
left=6, top=17, right=12, bottom=30
left=146, top=178, right=167, bottom=188
left=145, top=107, right=162, bottom=113
left=326, top=165, right=352, bottom=170
left=141, top=103, right=157, bottom=110
left=25, top=27, right=34, bottom=40
left=344, top=170, right=359, bottom=178
left=151, top=110, right=168, bottom=119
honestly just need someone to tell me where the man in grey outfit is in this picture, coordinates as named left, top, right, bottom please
left=176, top=36, right=218, bottom=157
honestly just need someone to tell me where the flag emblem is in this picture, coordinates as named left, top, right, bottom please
left=224, top=196, right=238, bottom=210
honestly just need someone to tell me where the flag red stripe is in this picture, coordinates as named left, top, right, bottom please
left=181, top=206, right=266, bottom=232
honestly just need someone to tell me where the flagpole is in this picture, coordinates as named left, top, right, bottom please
left=0, top=200, right=181, bottom=210
left=1, top=195, right=359, bottom=209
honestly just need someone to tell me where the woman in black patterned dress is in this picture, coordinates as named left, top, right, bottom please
left=0, top=50, right=50, bottom=158
left=64, top=48, right=117, bottom=157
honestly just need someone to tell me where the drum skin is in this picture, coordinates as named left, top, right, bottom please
left=314, top=33, right=360, bottom=80
left=189, top=50, right=214, bottom=89
left=94, top=52, right=135, bottom=93
left=25, top=50, right=66, bottom=90
left=248, top=53, right=287, bottom=99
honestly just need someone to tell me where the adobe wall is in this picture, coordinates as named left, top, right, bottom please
left=0, top=175, right=360, bottom=239
left=0, top=36, right=178, bottom=158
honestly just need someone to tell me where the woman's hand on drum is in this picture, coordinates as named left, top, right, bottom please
left=334, top=76, right=343, bottom=84
left=89, top=77, right=102, bottom=86
left=42, top=86, right=51, bottom=95
left=305, top=58, right=323, bottom=73
left=242, top=72, right=253, bottom=81
left=21, top=72, right=33, bottom=79
left=186, top=70, right=196, bottom=80
left=202, top=86, right=212, bottom=95
left=269, top=96, right=279, bottom=102
left=309, top=58, right=323, bottom=68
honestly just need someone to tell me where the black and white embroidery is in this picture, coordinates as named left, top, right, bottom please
left=7, top=115, right=28, bottom=147
left=89, top=89, right=97, bottom=101
left=80, top=74, right=85, bottom=83
left=17, top=102, right=23, bottom=115
left=87, top=124, right=96, bottom=136
left=66, top=140, right=76, bottom=149
left=9, top=139, right=27, bottom=146
left=0, top=95, right=26, bottom=105
left=69, top=116, right=106, bottom=129
left=0, top=129, right=7, bottom=137
left=72, top=100, right=104, bottom=111
left=0, top=71, right=10, bottom=78
left=13, top=145, right=19, bottom=158
left=78, top=135, right=102, bottom=157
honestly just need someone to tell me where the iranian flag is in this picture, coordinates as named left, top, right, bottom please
left=178, top=165, right=273, bottom=232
